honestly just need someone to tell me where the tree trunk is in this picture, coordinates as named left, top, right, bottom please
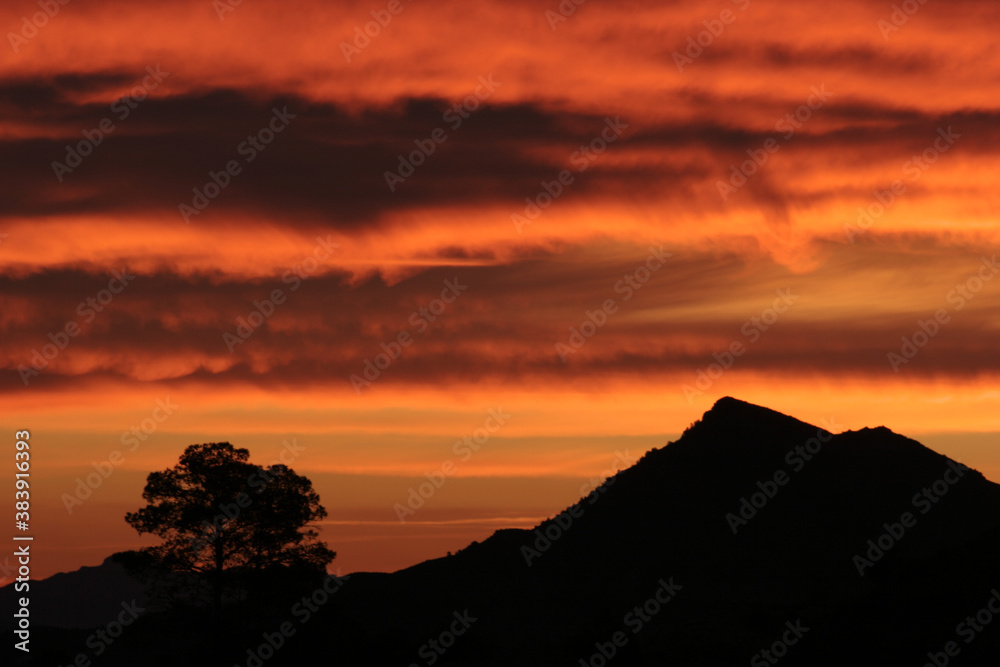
left=213, top=533, right=225, bottom=619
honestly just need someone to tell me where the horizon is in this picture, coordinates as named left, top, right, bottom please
left=3, top=0, right=1000, bottom=590
left=7, top=396, right=1000, bottom=582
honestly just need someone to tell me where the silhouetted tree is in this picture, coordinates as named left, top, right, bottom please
left=124, top=442, right=335, bottom=614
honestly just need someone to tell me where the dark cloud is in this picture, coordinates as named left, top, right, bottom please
left=2, top=240, right=998, bottom=393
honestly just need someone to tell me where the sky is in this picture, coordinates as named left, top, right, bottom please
left=1, top=0, right=999, bottom=581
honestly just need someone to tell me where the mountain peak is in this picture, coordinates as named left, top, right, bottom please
left=707, top=395, right=762, bottom=415
left=669, top=397, right=829, bottom=463
left=706, top=395, right=790, bottom=420
left=699, top=396, right=819, bottom=433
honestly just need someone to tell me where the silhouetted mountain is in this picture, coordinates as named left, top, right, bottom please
left=0, top=555, right=148, bottom=629
left=8, top=397, right=1000, bottom=666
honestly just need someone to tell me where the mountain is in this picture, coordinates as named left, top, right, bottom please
left=0, top=556, right=149, bottom=630
left=7, top=397, right=1000, bottom=666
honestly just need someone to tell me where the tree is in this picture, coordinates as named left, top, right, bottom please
left=124, top=442, right=335, bottom=613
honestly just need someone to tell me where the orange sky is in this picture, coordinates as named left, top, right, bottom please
left=1, top=0, right=999, bottom=581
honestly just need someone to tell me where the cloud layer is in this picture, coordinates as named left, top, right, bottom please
left=2, top=0, right=999, bottom=579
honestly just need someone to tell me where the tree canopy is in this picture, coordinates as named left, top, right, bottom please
left=124, top=442, right=335, bottom=609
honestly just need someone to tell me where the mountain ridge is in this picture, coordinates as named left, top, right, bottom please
left=6, top=397, right=1000, bottom=666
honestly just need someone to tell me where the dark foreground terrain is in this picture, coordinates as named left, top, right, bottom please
left=7, top=397, right=1000, bottom=666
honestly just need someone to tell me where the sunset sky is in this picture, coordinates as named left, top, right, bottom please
left=1, top=0, right=999, bottom=581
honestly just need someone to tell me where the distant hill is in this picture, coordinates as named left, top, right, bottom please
left=0, top=555, right=148, bottom=629
left=7, top=397, right=1000, bottom=666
